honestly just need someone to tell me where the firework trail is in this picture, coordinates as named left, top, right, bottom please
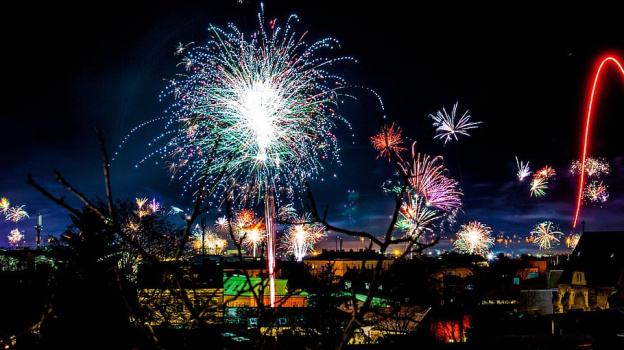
left=118, top=4, right=357, bottom=306
left=453, top=221, right=494, bottom=257
left=280, top=212, right=327, bottom=261
left=428, top=102, right=482, bottom=145
left=530, top=221, right=563, bottom=250
left=515, top=156, right=531, bottom=181
left=573, top=55, right=624, bottom=228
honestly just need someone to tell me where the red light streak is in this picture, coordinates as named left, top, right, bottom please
left=573, top=54, right=624, bottom=228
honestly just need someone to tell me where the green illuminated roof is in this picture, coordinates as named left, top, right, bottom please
left=223, top=274, right=307, bottom=297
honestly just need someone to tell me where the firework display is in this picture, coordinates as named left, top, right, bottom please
left=528, top=165, right=556, bottom=197
left=452, top=221, right=494, bottom=256
left=116, top=4, right=358, bottom=307
left=515, top=156, right=531, bottom=181
left=374, top=125, right=463, bottom=242
left=529, top=176, right=548, bottom=197
left=535, top=165, right=556, bottom=179
left=122, top=7, right=354, bottom=205
left=7, top=228, right=24, bottom=247
left=280, top=212, right=327, bottom=261
left=192, top=224, right=228, bottom=255
left=428, top=102, right=482, bottom=145
left=221, top=209, right=267, bottom=257
left=530, top=221, right=563, bottom=250
left=370, top=122, right=407, bottom=161
left=1, top=197, right=29, bottom=247
left=565, top=232, right=581, bottom=249
left=399, top=150, right=463, bottom=213
left=394, top=194, right=440, bottom=240
left=570, top=156, right=611, bottom=178
left=583, top=180, right=609, bottom=204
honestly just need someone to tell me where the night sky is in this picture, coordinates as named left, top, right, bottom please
left=3, top=1, right=624, bottom=255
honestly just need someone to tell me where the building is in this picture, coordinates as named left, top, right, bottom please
left=553, top=231, right=624, bottom=313
left=303, top=249, right=394, bottom=278
left=223, top=274, right=307, bottom=308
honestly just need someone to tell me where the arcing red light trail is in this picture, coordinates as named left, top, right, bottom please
left=573, top=54, right=624, bottom=228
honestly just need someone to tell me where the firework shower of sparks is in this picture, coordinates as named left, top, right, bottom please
left=452, top=221, right=494, bottom=257
left=530, top=221, right=563, bottom=250
left=428, top=101, right=482, bottom=145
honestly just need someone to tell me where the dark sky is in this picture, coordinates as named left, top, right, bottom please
left=3, top=0, right=624, bottom=255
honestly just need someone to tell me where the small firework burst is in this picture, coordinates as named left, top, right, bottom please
left=515, top=156, right=531, bottom=181
left=530, top=221, right=563, bottom=250
left=570, top=156, right=611, bottom=178
left=583, top=180, right=609, bottom=204
left=453, top=221, right=494, bottom=256
left=429, top=102, right=482, bottom=145
left=530, top=175, right=548, bottom=197
left=371, top=122, right=407, bottom=161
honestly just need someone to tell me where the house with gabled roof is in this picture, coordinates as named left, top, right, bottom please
left=553, top=231, right=624, bottom=313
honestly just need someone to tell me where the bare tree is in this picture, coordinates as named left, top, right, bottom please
left=303, top=120, right=463, bottom=349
